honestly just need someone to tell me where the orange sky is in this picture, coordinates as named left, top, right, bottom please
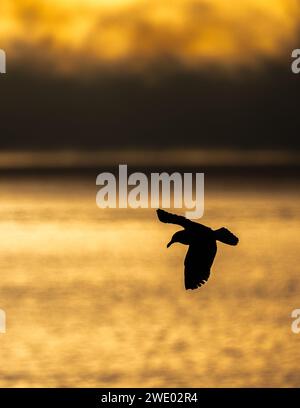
left=1, top=0, right=300, bottom=73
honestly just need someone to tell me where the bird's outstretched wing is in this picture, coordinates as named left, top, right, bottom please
left=214, top=227, right=239, bottom=246
left=184, top=242, right=217, bottom=290
left=156, top=209, right=195, bottom=229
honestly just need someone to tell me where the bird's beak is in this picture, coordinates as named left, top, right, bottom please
left=167, top=241, right=173, bottom=248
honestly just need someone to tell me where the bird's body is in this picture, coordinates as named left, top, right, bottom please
left=156, top=209, right=238, bottom=290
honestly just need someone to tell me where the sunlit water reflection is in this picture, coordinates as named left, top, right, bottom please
left=0, top=177, right=299, bottom=387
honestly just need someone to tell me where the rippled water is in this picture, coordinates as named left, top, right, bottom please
left=0, top=177, right=299, bottom=387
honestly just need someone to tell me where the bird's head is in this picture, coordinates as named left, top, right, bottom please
left=167, top=230, right=190, bottom=248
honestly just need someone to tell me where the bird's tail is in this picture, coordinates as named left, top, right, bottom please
left=214, top=227, right=239, bottom=246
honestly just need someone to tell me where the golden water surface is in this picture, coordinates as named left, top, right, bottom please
left=0, top=177, right=299, bottom=387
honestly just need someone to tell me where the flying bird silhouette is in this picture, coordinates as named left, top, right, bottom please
left=156, top=209, right=239, bottom=290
